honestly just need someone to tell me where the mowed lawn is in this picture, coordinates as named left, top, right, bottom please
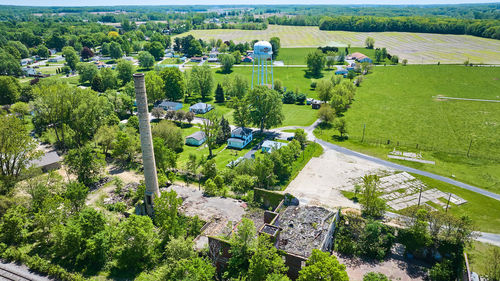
left=210, top=66, right=323, bottom=127
left=315, top=65, right=500, bottom=193
left=213, top=66, right=332, bottom=98
left=176, top=25, right=500, bottom=64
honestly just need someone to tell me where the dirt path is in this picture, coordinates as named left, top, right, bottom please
left=285, top=149, right=390, bottom=209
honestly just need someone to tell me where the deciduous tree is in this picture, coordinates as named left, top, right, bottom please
left=248, top=86, right=284, bottom=132
left=298, top=249, right=349, bottom=281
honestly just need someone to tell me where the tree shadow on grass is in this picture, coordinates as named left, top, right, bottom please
left=215, top=69, right=233, bottom=75
left=303, top=69, right=324, bottom=79
left=332, top=135, right=349, bottom=142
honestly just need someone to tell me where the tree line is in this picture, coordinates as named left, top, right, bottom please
left=319, top=16, right=500, bottom=40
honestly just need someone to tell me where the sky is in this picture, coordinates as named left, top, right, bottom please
left=0, top=0, right=499, bottom=6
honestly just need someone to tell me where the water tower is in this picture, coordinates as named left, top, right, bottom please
left=252, top=41, right=274, bottom=89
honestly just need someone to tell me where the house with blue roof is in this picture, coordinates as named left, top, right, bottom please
left=227, top=127, right=253, bottom=149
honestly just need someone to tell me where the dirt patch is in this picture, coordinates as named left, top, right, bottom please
left=106, top=164, right=143, bottom=183
left=335, top=244, right=429, bottom=281
left=284, top=149, right=390, bottom=209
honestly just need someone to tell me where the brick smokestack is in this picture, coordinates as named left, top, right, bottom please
left=133, top=73, right=160, bottom=217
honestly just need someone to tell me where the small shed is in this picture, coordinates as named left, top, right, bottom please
left=311, top=100, right=322, bottom=109
left=262, top=140, right=288, bottom=153
left=186, top=131, right=206, bottom=146
left=158, top=101, right=183, bottom=111
left=190, top=103, right=213, bottom=114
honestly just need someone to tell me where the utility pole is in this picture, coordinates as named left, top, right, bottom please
left=445, top=193, right=452, bottom=212
left=361, top=124, right=366, bottom=143
left=417, top=187, right=422, bottom=206
left=467, top=139, right=472, bottom=157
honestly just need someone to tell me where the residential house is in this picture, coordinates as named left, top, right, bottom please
left=190, top=57, right=203, bottom=62
left=20, top=58, right=33, bottom=66
left=189, top=103, right=213, bottom=114
left=227, top=127, right=253, bottom=149
left=186, top=131, right=206, bottom=146
left=22, top=67, right=37, bottom=77
left=242, top=56, right=253, bottom=63
left=158, top=101, right=183, bottom=111
left=350, top=52, right=373, bottom=63
left=335, top=69, right=348, bottom=76
left=208, top=51, right=219, bottom=61
left=261, top=140, right=288, bottom=153
left=48, top=56, right=65, bottom=63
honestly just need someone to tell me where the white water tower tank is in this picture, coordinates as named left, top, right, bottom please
left=253, top=41, right=273, bottom=59
left=252, top=41, right=274, bottom=88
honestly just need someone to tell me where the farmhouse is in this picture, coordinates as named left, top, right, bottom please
left=261, top=140, right=288, bottom=153
left=185, top=131, right=206, bottom=146
left=158, top=101, right=183, bottom=111
left=350, top=52, right=373, bottom=63
left=189, top=103, right=213, bottom=114
left=227, top=127, right=253, bottom=149
left=48, top=56, right=65, bottom=62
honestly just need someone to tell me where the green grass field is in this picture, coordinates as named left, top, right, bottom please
left=315, top=65, right=500, bottom=194
left=213, top=66, right=333, bottom=98
left=175, top=25, right=500, bottom=64
left=276, top=47, right=391, bottom=65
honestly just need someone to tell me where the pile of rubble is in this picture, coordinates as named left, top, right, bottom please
left=103, top=182, right=139, bottom=206
left=278, top=205, right=336, bottom=258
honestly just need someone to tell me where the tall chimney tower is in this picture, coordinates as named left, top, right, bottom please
left=133, top=73, right=160, bottom=217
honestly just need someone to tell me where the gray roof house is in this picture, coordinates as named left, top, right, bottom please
left=261, top=140, right=288, bottom=153
left=29, top=150, right=62, bottom=173
left=189, top=103, right=213, bottom=114
left=186, top=131, right=206, bottom=146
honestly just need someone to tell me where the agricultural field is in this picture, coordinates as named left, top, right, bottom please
left=315, top=65, right=500, bottom=194
left=176, top=25, right=500, bottom=64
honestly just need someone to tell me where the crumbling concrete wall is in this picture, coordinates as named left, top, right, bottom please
left=285, top=252, right=307, bottom=280
left=208, top=236, right=231, bottom=275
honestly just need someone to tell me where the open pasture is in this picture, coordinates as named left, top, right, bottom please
left=176, top=25, right=500, bottom=64
left=315, top=65, right=500, bottom=193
